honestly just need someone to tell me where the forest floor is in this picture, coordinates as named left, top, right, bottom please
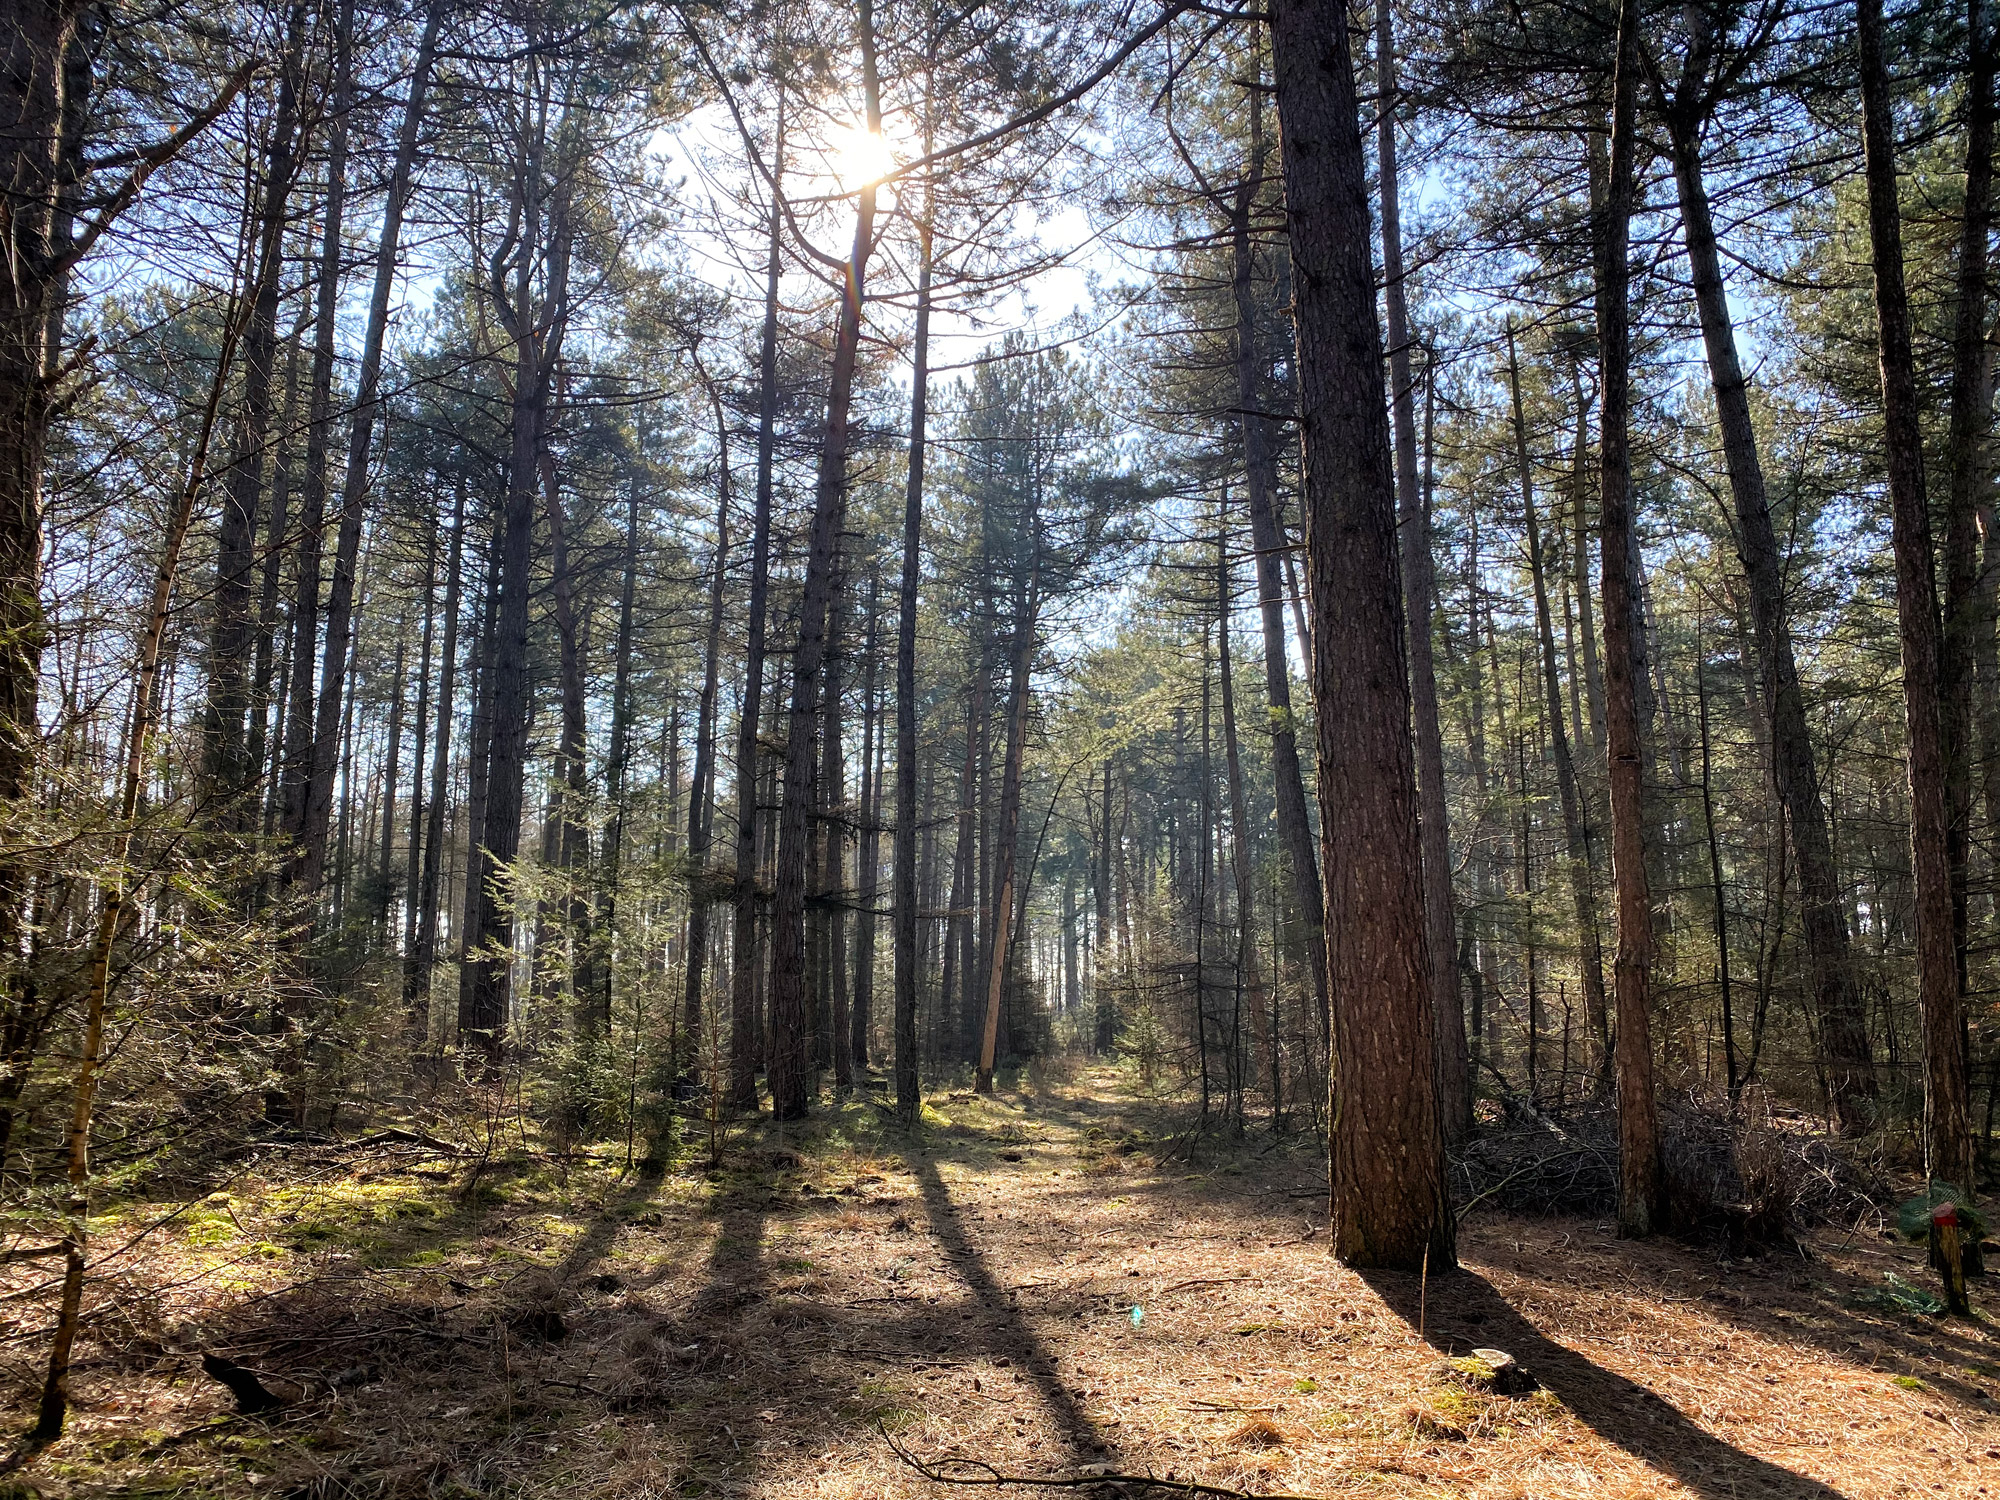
left=4, top=1068, right=1998, bottom=1500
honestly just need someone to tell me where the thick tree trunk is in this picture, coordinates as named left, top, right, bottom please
left=455, top=508, right=504, bottom=1042
left=1269, top=0, right=1453, bottom=1273
left=1859, top=0, right=1976, bottom=1197
left=1666, top=120, right=1877, bottom=1131
left=466, top=82, right=575, bottom=1054
left=0, top=0, right=75, bottom=839
left=464, top=347, right=546, bottom=1052
left=1597, top=0, right=1665, bottom=1237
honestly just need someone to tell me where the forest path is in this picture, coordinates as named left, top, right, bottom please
left=13, top=1070, right=1999, bottom=1499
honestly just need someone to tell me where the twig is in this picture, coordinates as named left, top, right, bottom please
left=1453, top=1147, right=1594, bottom=1221
left=879, top=1423, right=1330, bottom=1497
left=838, top=1345, right=972, bottom=1366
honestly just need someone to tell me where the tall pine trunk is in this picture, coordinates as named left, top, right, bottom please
left=1228, top=79, right=1329, bottom=1056
left=1665, top=114, right=1877, bottom=1131
left=407, top=479, right=465, bottom=1020
left=853, top=579, right=881, bottom=1070
left=1376, top=0, right=1466, bottom=1141
left=893, top=179, right=932, bottom=1120
left=769, top=0, right=881, bottom=1118
left=1941, top=0, right=1996, bottom=1000
left=292, top=0, right=443, bottom=901
left=683, top=396, right=731, bottom=1061
left=729, top=105, right=785, bottom=1112
left=976, top=578, right=1036, bottom=1092
left=1508, top=327, right=1611, bottom=1083
left=1597, top=0, right=1665, bottom=1237
left=1858, top=0, right=1976, bottom=1197
left=1269, top=0, right=1453, bottom=1272
left=1217, top=534, right=1272, bottom=1121
left=202, top=5, right=307, bottom=817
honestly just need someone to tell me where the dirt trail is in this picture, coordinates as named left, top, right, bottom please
left=8, top=1074, right=1997, bottom=1498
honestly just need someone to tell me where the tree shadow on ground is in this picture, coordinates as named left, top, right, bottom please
left=1455, top=1210, right=2000, bottom=1410
left=908, top=1149, right=1113, bottom=1465
left=1361, top=1265, right=1851, bottom=1500
left=1659, top=1238, right=1998, bottom=1405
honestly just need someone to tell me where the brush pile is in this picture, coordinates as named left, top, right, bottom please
left=1450, top=1088, right=1882, bottom=1247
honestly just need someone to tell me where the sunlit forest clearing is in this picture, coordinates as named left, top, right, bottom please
left=4, top=0, right=2000, bottom=1494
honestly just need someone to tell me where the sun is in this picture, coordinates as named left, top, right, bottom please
left=828, top=121, right=896, bottom=188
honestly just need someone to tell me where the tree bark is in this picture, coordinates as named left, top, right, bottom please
left=1566, top=369, right=1609, bottom=764
left=378, top=635, right=406, bottom=929
left=820, top=580, right=849, bottom=1086
left=599, top=474, right=639, bottom=1030
left=1597, top=0, right=1665, bottom=1237
left=1094, top=758, right=1116, bottom=1055
left=465, top=74, right=575, bottom=1055
left=1269, top=0, right=1453, bottom=1272
left=248, top=330, right=302, bottom=834
left=1695, top=621, right=1738, bottom=1097
left=1858, top=0, right=1976, bottom=1197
